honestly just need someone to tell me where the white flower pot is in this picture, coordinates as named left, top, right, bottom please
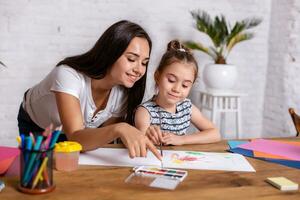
left=203, top=64, right=237, bottom=92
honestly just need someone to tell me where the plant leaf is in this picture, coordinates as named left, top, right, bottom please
left=191, top=10, right=219, bottom=48
left=0, top=61, right=6, bottom=67
left=227, top=32, right=254, bottom=53
left=227, top=18, right=261, bottom=47
left=213, top=15, right=229, bottom=47
left=209, top=47, right=226, bottom=64
left=185, top=41, right=217, bottom=60
left=190, top=9, right=262, bottom=63
left=241, top=18, right=262, bottom=29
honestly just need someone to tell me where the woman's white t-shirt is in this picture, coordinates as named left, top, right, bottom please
left=23, top=65, right=127, bottom=129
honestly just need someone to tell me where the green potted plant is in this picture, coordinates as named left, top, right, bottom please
left=185, top=10, right=262, bottom=91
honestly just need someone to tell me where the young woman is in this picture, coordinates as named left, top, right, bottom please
left=135, top=40, right=220, bottom=145
left=17, top=20, right=161, bottom=160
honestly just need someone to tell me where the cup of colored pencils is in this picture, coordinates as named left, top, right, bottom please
left=18, top=125, right=61, bottom=194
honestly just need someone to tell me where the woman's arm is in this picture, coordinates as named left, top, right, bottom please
left=54, top=91, right=161, bottom=159
left=163, top=104, right=221, bottom=145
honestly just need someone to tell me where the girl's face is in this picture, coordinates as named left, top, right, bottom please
left=156, top=62, right=196, bottom=105
left=109, top=37, right=150, bottom=88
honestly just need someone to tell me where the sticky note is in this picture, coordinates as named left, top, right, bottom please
left=266, top=177, right=298, bottom=191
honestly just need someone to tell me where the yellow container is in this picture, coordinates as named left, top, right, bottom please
left=54, top=142, right=82, bottom=172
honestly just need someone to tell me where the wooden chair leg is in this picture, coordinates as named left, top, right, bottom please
left=289, top=108, right=300, bottom=137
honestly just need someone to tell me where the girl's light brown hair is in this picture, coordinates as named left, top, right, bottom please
left=155, top=40, right=198, bottom=81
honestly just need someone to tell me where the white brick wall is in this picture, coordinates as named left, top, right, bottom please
left=0, top=0, right=281, bottom=146
left=262, top=0, right=300, bottom=137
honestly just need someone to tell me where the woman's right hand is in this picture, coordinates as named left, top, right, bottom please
left=117, top=123, right=162, bottom=160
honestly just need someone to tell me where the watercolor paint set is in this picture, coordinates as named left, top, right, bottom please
left=125, top=166, right=188, bottom=190
left=134, top=166, right=188, bottom=181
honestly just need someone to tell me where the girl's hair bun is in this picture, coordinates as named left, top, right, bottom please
left=167, top=40, right=191, bottom=54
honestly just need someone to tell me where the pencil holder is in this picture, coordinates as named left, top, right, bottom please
left=18, top=147, right=55, bottom=194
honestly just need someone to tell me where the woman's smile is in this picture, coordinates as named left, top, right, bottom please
left=126, top=72, right=140, bottom=83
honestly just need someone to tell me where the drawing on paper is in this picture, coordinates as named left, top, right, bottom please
left=171, top=153, right=198, bottom=164
left=79, top=148, right=256, bottom=172
left=170, top=151, right=215, bottom=164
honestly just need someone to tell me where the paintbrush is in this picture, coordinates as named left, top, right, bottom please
left=160, top=141, right=163, bottom=168
left=158, top=111, right=163, bottom=168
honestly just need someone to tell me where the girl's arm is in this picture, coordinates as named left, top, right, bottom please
left=54, top=91, right=161, bottom=159
left=163, top=104, right=221, bottom=145
left=135, top=106, right=163, bottom=145
left=183, top=104, right=221, bottom=144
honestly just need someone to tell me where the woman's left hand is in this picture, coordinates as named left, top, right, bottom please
left=162, top=132, right=184, bottom=146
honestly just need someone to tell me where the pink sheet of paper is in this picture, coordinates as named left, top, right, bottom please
left=238, top=139, right=300, bottom=161
left=0, top=146, right=20, bottom=174
left=0, top=146, right=20, bottom=160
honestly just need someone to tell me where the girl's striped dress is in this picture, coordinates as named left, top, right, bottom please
left=140, top=98, right=192, bottom=135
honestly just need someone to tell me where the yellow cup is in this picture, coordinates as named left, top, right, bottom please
left=54, top=142, right=82, bottom=172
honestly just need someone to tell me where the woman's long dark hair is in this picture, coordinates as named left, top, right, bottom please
left=56, top=20, right=152, bottom=125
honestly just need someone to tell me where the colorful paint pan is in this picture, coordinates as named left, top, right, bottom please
left=134, top=166, right=188, bottom=182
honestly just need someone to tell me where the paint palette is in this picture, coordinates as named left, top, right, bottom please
left=134, top=166, right=188, bottom=182
left=125, top=166, right=188, bottom=190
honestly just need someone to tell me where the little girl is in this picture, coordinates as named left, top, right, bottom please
left=134, top=40, right=220, bottom=146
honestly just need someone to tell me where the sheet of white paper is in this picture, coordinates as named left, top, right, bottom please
left=79, top=148, right=255, bottom=172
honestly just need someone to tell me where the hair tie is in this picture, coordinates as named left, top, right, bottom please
left=178, top=48, right=186, bottom=52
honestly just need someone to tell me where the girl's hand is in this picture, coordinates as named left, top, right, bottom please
left=118, top=123, right=161, bottom=160
left=145, top=125, right=163, bottom=145
left=162, top=132, right=184, bottom=146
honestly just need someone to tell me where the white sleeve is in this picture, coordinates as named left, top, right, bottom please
left=50, top=66, right=83, bottom=99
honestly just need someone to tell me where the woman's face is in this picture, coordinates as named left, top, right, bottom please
left=109, top=37, right=150, bottom=88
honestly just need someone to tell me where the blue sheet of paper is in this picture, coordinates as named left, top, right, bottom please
left=228, top=146, right=300, bottom=169
left=227, top=140, right=248, bottom=149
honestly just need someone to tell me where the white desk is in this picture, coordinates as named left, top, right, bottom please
left=199, top=90, right=247, bottom=138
